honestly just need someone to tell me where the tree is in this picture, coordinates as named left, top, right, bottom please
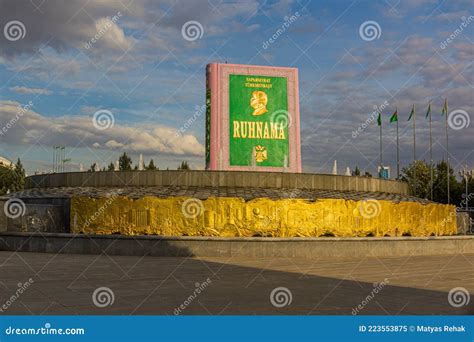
left=107, top=162, right=115, bottom=171
left=352, top=166, right=361, bottom=176
left=0, top=158, right=26, bottom=194
left=401, top=160, right=431, bottom=199
left=0, top=166, right=15, bottom=194
left=178, top=161, right=190, bottom=170
left=88, top=163, right=97, bottom=172
left=12, top=158, right=25, bottom=191
left=119, top=152, right=132, bottom=171
left=363, top=171, right=372, bottom=178
left=432, top=160, right=462, bottom=205
left=147, top=159, right=157, bottom=170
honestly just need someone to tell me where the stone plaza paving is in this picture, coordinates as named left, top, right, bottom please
left=0, top=251, right=472, bottom=315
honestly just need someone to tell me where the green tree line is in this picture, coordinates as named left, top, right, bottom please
left=400, top=160, right=473, bottom=206
left=88, top=152, right=190, bottom=171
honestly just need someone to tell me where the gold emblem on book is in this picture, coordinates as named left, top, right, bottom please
left=250, top=91, right=268, bottom=116
left=254, top=145, right=267, bottom=163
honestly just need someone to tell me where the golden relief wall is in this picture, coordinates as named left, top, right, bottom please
left=70, top=196, right=457, bottom=237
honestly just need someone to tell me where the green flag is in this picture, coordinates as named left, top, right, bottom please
left=390, top=109, right=398, bottom=123
left=407, top=104, right=415, bottom=121
left=426, top=103, right=431, bottom=118
left=377, top=111, right=381, bottom=126
left=442, top=99, right=448, bottom=115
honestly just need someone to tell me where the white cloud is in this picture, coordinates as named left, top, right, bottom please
left=417, top=10, right=469, bottom=22
left=9, top=86, right=52, bottom=95
left=0, top=101, right=204, bottom=157
left=104, top=139, right=124, bottom=148
left=87, top=16, right=133, bottom=52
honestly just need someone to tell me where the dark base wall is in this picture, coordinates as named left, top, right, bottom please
left=1, top=232, right=473, bottom=259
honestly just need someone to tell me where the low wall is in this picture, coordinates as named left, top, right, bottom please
left=1, top=232, right=472, bottom=259
left=0, top=200, right=67, bottom=233
left=25, top=170, right=409, bottom=195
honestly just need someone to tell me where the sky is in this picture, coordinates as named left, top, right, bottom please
left=0, top=0, right=472, bottom=176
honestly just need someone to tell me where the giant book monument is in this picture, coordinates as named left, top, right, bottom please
left=1, top=63, right=457, bottom=240
left=205, top=63, right=301, bottom=172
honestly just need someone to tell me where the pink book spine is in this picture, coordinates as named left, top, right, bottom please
left=206, top=63, right=219, bottom=170
left=294, top=68, right=302, bottom=172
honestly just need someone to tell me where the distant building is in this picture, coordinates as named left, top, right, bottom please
left=377, top=165, right=391, bottom=179
left=0, top=156, right=13, bottom=169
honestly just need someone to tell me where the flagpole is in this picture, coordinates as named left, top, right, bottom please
left=445, top=99, right=450, bottom=204
left=380, top=118, right=383, bottom=168
left=429, top=102, right=433, bottom=200
left=413, top=104, right=416, bottom=162
left=53, top=146, right=55, bottom=172
left=396, top=110, right=399, bottom=179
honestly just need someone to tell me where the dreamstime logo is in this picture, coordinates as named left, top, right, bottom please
left=3, top=198, right=26, bottom=219
left=92, top=287, right=115, bottom=308
left=175, top=104, right=206, bottom=137
left=352, top=101, right=389, bottom=139
left=440, top=15, right=474, bottom=49
left=84, top=11, right=122, bottom=50
left=270, top=287, right=292, bottom=308
left=352, top=278, right=389, bottom=315
left=262, top=12, right=300, bottom=49
left=174, top=278, right=212, bottom=315
left=270, top=109, right=292, bottom=129
left=181, top=21, right=204, bottom=42
left=92, top=109, right=115, bottom=130
left=0, top=101, right=34, bottom=137
left=359, top=20, right=381, bottom=41
left=4, top=20, right=26, bottom=41
left=358, top=199, right=381, bottom=219
left=5, top=322, right=85, bottom=336
left=0, top=278, right=34, bottom=313
left=448, top=287, right=470, bottom=308
left=83, top=193, right=118, bottom=228
left=448, top=109, right=470, bottom=130
left=438, top=192, right=474, bottom=227
left=181, top=198, right=204, bottom=219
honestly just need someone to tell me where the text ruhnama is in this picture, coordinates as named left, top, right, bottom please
left=233, top=121, right=286, bottom=140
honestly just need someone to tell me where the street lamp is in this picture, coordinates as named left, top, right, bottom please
left=459, top=166, right=473, bottom=210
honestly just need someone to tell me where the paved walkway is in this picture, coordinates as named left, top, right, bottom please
left=0, top=252, right=472, bottom=315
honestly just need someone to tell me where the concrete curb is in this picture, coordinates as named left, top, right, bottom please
left=1, top=232, right=472, bottom=259
left=25, top=170, right=409, bottom=195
